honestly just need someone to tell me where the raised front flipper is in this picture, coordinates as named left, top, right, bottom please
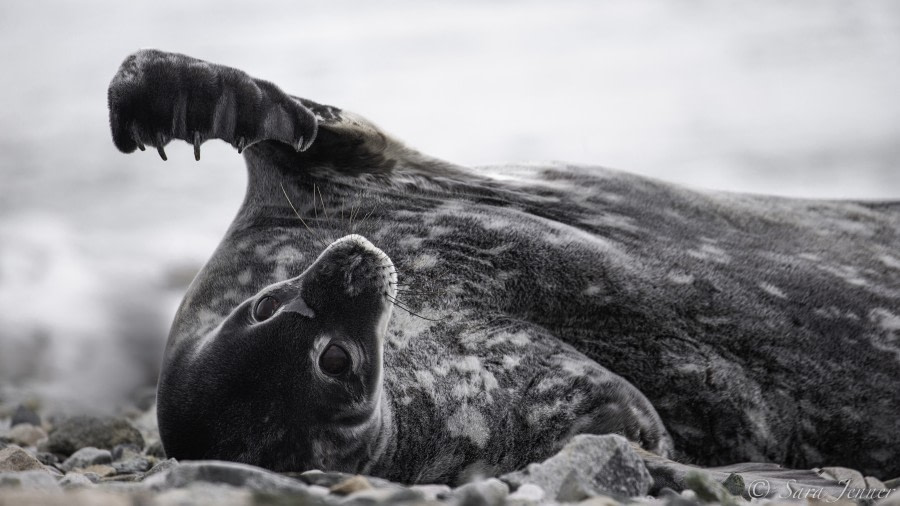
left=108, top=49, right=318, bottom=160
left=109, top=49, right=467, bottom=178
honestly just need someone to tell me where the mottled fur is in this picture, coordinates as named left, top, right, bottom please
left=110, top=50, right=900, bottom=482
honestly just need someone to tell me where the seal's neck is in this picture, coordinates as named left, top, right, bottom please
left=315, top=387, right=396, bottom=475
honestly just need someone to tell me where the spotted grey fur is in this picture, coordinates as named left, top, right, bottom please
left=109, top=50, right=900, bottom=482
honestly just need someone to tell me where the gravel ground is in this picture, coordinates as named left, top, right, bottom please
left=0, top=399, right=896, bottom=505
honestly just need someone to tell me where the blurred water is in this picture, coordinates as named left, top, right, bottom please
left=0, top=1, right=898, bottom=410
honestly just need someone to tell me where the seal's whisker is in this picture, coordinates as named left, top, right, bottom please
left=355, top=204, right=378, bottom=230
left=350, top=200, right=363, bottom=234
left=385, top=295, right=442, bottom=322
left=280, top=182, right=330, bottom=250
left=313, top=183, right=338, bottom=245
left=394, top=290, right=436, bottom=297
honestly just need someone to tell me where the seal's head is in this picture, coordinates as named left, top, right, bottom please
left=158, top=234, right=396, bottom=472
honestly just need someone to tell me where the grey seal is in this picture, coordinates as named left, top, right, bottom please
left=108, top=49, right=900, bottom=483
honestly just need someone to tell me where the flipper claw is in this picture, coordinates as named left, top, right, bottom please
left=156, top=133, right=168, bottom=161
left=237, top=136, right=246, bottom=154
left=193, top=131, right=201, bottom=161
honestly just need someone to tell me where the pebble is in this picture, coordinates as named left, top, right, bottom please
left=5, top=424, right=48, bottom=447
left=411, top=483, right=453, bottom=501
left=0, top=445, right=46, bottom=472
left=43, top=416, right=144, bottom=456
left=683, top=471, right=738, bottom=506
left=507, top=483, right=546, bottom=504
left=299, top=469, right=356, bottom=488
left=80, top=472, right=102, bottom=484
left=330, top=475, right=374, bottom=495
left=60, top=447, right=112, bottom=472
left=59, top=472, right=95, bottom=489
left=721, top=473, right=745, bottom=498
left=81, top=464, right=116, bottom=477
left=143, top=460, right=310, bottom=495
left=110, top=443, right=142, bottom=462
left=112, top=456, right=152, bottom=474
left=819, top=466, right=867, bottom=489
left=141, top=458, right=177, bottom=479
left=151, top=483, right=253, bottom=506
left=0, top=470, right=61, bottom=492
left=342, top=487, right=425, bottom=505
left=10, top=405, right=41, bottom=428
left=145, top=440, right=166, bottom=459
left=446, top=477, right=509, bottom=505
left=36, top=452, right=60, bottom=466
left=501, top=434, right=652, bottom=500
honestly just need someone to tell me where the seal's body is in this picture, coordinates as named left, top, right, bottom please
left=109, top=50, right=900, bottom=483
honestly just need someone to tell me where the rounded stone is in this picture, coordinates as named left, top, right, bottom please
left=45, top=416, right=144, bottom=456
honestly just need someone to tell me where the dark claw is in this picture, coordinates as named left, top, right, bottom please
left=237, top=136, right=246, bottom=154
left=193, top=131, right=201, bottom=161
left=156, top=133, right=168, bottom=161
left=131, top=125, right=146, bottom=151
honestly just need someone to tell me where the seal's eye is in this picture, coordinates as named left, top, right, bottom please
left=254, top=296, right=279, bottom=321
left=319, top=344, right=351, bottom=376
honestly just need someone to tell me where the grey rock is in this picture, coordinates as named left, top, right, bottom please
left=501, top=434, right=652, bottom=500
left=59, top=472, right=95, bottom=489
left=112, top=456, right=152, bottom=474
left=307, top=484, right=331, bottom=497
left=10, top=405, right=41, bottom=427
left=577, top=495, right=624, bottom=506
left=5, top=424, right=48, bottom=447
left=0, top=445, right=46, bottom=472
left=60, top=447, right=112, bottom=472
left=80, top=472, right=102, bottom=483
left=865, top=476, right=887, bottom=490
left=659, top=491, right=703, bottom=506
left=447, top=478, right=509, bottom=505
left=44, top=416, right=144, bottom=456
left=299, top=469, right=355, bottom=488
left=330, top=475, right=374, bottom=495
left=683, top=471, right=738, bottom=506
left=142, top=457, right=177, bottom=479
left=631, top=444, right=848, bottom=499
left=0, top=470, right=61, bottom=492
left=44, top=465, right=63, bottom=477
left=411, top=483, right=453, bottom=501
left=145, top=440, right=166, bottom=459
left=151, top=483, right=253, bottom=506
left=36, top=452, right=60, bottom=466
left=144, top=460, right=310, bottom=495
left=97, top=481, right=151, bottom=494
left=721, top=473, right=746, bottom=499
left=111, top=443, right=142, bottom=461
left=81, top=464, right=117, bottom=477
left=884, top=477, right=900, bottom=490
left=295, top=469, right=399, bottom=490
left=819, top=466, right=867, bottom=489
left=342, top=487, right=426, bottom=506
left=506, top=483, right=546, bottom=504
